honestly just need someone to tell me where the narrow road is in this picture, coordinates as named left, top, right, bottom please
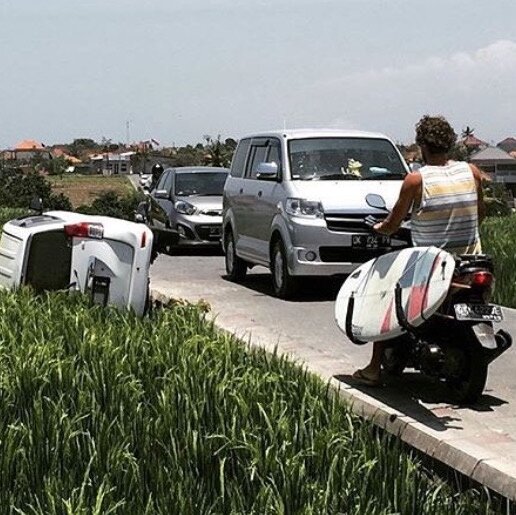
left=151, top=249, right=516, bottom=499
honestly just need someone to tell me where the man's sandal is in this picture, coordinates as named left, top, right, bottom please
left=352, top=369, right=381, bottom=387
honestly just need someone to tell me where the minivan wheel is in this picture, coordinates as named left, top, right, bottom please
left=225, top=230, right=247, bottom=282
left=271, top=239, right=298, bottom=299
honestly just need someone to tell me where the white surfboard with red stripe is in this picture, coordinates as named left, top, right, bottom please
left=335, top=246, right=456, bottom=342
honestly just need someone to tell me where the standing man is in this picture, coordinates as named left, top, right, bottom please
left=352, top=115, right=486, bottom=386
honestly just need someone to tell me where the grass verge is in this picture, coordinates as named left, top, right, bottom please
left=481, top=214, right=516, bottom=308
left=0, top=290, right=501, bottom=513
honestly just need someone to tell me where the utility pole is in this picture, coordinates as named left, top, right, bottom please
left=126, top=120, right=130, bottom=147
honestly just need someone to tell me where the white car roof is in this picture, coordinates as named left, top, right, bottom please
left=240, top=128, right=393, bottom=141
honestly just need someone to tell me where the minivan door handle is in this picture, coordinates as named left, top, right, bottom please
left=257, top=191, right=262, bottom=197
left=239, top=188, right=243, bottom=194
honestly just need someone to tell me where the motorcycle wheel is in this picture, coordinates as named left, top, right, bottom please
left=381, top=338, right=410, bottom=376
left=444, top=337, right=488, bottom=404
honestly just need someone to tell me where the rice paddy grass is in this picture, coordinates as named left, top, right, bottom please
left=0, top=290, right=502, bottom=514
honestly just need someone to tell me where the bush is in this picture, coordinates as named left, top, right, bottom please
left=483, top=182, right=512, bottom=217
left=0, top=207, right=28, bottom=226
left=0, top=168, right=72, bottom=211
left=76, top=190, right=142, bottom=220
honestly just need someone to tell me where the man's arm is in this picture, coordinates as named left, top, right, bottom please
left=374, top=172, right=421, bottom=235
left=469, top=164, right=486, bottom=223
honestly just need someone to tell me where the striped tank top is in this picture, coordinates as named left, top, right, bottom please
left=411, top=161, right=481, bottom=255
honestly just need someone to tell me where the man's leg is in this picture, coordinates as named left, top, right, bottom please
left=353, top=341, right=384, bottom=384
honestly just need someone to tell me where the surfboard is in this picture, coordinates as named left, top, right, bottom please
left=335, top=246, right=456, bottom=342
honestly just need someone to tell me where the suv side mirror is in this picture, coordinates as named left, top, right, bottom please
left=365, top=193, right=388, bottom=211
left=256, top=162, right=279, bottom=181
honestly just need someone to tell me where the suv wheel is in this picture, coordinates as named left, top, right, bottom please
left=271, top=239, right=297, bottom=299
left=225, top=230, right=247, bottom=282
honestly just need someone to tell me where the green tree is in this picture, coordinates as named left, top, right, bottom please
left=0, top=168, right=72, bottom=210
left=76, top=190, right=142, bottom=220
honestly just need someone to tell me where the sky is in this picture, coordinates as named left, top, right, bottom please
left=1, top=0, right=515, bottom=148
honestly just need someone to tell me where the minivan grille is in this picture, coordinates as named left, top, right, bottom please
left=324, top=213, right=387, bottom=233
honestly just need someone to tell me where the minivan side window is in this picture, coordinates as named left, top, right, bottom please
left=230, top=139, right=250, bottom=178
left=267, top=143, right=281, bottom=173
left=247, top=145, right=268, bottom=179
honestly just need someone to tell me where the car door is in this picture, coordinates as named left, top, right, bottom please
left=242, top=139, right=283, bottom=263
left=236, top=138, right=269, bottom=262
left=225, top=139, right=250, bottom=245
left=252, top=139, right=284, bottom=262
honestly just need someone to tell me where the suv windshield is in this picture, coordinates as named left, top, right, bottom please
left=175, top=171, right=228, bottom=196
left=288, top=138, right=406, bottom=181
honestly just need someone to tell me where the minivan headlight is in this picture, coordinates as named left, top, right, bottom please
left=285, top=198, right=324, bottom=218
left=175, top=200, right=198, bottom=215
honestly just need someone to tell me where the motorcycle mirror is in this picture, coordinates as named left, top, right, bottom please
left=366, top=193, right=388, bottom=211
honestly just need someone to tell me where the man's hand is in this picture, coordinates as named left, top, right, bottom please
left=373, top=221, right=390, bottom=234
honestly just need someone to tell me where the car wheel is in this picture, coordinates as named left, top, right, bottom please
left=225, top=230, right=247, bottom=282
left=271, top=239, right=298, bottom=299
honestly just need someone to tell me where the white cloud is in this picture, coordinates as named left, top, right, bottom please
left=299, top=40, right=516, bottom=142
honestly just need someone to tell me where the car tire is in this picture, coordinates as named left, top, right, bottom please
left=271, top=239, right=298, bottom=299
left=225, top=230, right=247, bottom=282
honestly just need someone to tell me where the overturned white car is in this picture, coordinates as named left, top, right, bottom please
left=0, top=210, right=154, bottom=316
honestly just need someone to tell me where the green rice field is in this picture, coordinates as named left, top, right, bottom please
left=481, top=214, right=516, bottom=308
left=0, top=290, right=503, bottom=514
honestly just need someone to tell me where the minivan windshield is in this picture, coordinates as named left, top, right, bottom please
left=288, top=138, right=406, bottom=181
left=174, top=171, right=228, bottom=196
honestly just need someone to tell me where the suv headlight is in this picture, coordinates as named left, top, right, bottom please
left=175, top=200, right=198, bottom=215
left=285, top=198, right=324, bottom=218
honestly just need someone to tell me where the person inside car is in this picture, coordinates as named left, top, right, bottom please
left=352, top=114, right=486, bottom=386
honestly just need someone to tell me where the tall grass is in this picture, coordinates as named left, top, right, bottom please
left=0, top=290, right=500, bottom=514
left=481, top=214, right=516, bottom=308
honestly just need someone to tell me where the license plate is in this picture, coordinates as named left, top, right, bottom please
left=351, top=234, right=391, bottom=249
left=454, top=303, right=504, bottom=322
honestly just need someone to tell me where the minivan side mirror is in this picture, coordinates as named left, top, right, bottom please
left=256, top=162, right=279, bottom=181
left=365, top=193, right=388, bottom=211
left=154, top=189, right=170, bottom=199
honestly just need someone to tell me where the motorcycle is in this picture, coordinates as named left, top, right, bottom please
left=341, top=194, right=512, bottom=403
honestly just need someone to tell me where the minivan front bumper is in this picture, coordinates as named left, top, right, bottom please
left=283, top=215, right=407, bottom=276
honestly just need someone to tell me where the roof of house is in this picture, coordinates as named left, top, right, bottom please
left=15, top=139, right=45, bottom=150
left=51, top=148, right=81, bottom=164
left=470, top=146, right=516, bottom=164
left=497, top=137, right=516, bottom=146
left=462, top=134, right=487, bottom=147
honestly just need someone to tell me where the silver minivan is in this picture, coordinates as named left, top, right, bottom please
left=222, top=129, right=409, bottom=298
